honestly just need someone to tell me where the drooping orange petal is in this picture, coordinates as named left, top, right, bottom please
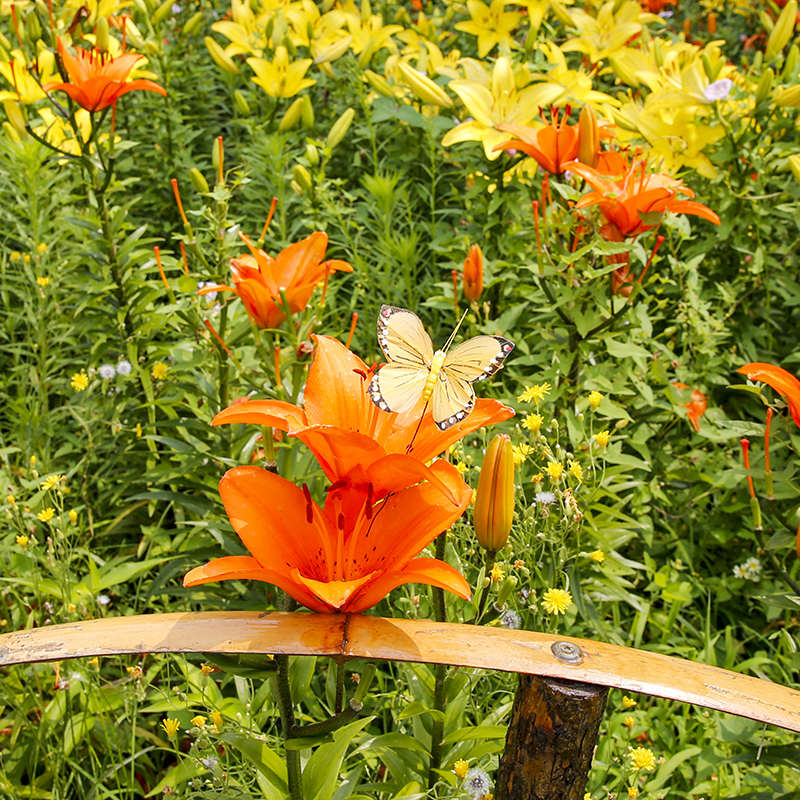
left=212, top=399, right=308, bottom=431
left=273, top=232, right=329, bottom=288
left=183, top=555, right=330, bottom=612
left=292, top=569, right=376, bottom=612
left=345, top=557, right=471, bottom=613
left=665, top=200, right=720, bottom=226
left=198, top=283, right=237, bottom=296
left=738, top=363, right=800, bottom=427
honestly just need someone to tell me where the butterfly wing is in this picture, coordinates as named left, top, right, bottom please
left=431, top=337, right=515, bottom=430
left=376, top=305, right=434, bottom=367
left=369, top=306, right=435, bottom=413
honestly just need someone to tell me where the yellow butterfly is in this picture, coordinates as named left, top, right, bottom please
left=368, top=305, right=514, bottom=430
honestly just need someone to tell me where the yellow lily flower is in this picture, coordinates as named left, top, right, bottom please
left=286, top=1, right=352, bottom=63
left=454, top=0, right=524, bottom=59
left=341, top=0, right=403, bottom=57
left=561, top=1, right=659, bottom=65
left=442, top=56, right=563, bottom=159
left=531, top=43, right=620, bottom=109
left=211, top=0, right=272, bottom=58
left=31, top=107, right=92, bottom=159
left=247, top=46, right=316, bottom=98
left=0, top=50, right=58, bottom=105
left=608, top=38, right=698, bottom=90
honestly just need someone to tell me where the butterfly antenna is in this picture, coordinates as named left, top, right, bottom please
left=405, top=400, right=430, bottom=454
left=442, top=308, right=469, bottom=354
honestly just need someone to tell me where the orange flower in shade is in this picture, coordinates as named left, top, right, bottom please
left=45, top=38, right=167, bottom=112
left=212, top=335, right=515, bottom=481
left=738, top=363, right=800, bottom=427
left=565, top=159, right=721, bottom=237
left=493, top=107, right=615, bottom=175
left=199, top=232, right=353, bottom=329
left=463, top=244, right=484, bottom=302
left=183, top=462, right=472, bottom=613
left=673, top=382, right=708, bottom=432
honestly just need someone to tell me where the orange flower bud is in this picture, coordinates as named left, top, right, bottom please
left=463, top=244, right=484, bottom=303
left=473, top=434, right=515, bottom=553
left=577, top=105, right=600, bottom=168
left=707, top=12, right=717, bottom=34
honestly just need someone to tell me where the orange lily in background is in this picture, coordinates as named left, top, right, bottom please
left=183, top=462, right=472, bottom=613
left=45, top=38, right=167, bottom=112
left=463, top=243, right=484, bottom=302
left=565, top=159, right=721, bottom=237
left=213, top=335, right=515, bottom=479
left=199, top=232, right=353, bottom=329
left=738, top=363, right=800, bottom=427
left=673, top=382, right=708, bottom=432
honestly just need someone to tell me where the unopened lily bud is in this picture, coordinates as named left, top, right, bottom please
left=749, top=496, right=763, bottom=530
left=326, top=108, right=355, bottom=151
left=577, top=104, right=600, bottom=167
left=755, top=68, right=774, bottom=104
left=357, top=36, right=376, bottom=68
left=278, top=97, right=304, bottom=132
left=3, top=100, right=27, bottom=138
left=473, top=434, right=515, bottom=554
left=549, top=0, right=573, bottom=26
left=766, top=0, right=797, bottom=61
left=753, top=49, right=764, bottom=71
left=270, top=12, right=287, bottom=49
left=707, top=11, right=716, bottom=34
left=782, top=44, right=798, bottom=81
left=313, top=35, right=352, bottom=65
left=189, top=167, right=209, bottom=194
left=496, top=575, right=518, bottom=608
left=608, top=55, right=639, bottom=87
left=26, top=11, right=42, bottom=44
left=0, top=31, right=11, bottom=50
left=293, top=164, right=313, bottom=193
left=653, top=37, right=664, bottom=68
left=396, top=60, right=453, bottom=107
left=774, top=84, right=800, bottom=106
left=205, top=37, right=240, bottom=75
left=183, top=11, right=204, bottom=35
left=701, top=52, right=715, bottom=81
left=153, top=0, right=175, bottom=25
left=394, top=7, right=411, bottom=23
left=305, top=143, right=319, bottom=166
left=234, top=90, right=250, bottom=115
left=95, top=16, right=109, bottom=52
left=125, top=20, right=147, bottom=49
left=463, top=243, right=483, bottom=302
left=789, top=154, right=800, bottom=185
left=321, top=0, right=335, bottom=11
left=301, top=94, right=314, bottom=128
left=363, top=69, right=396, bottom=97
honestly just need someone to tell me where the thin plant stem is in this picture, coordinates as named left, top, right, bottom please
left=427, top=531, right=448, bottom=791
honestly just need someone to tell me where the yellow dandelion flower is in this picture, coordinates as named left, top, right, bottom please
left=30, top=456, right=36, bottom=467
left=16, top=535, right=29, bottom=547
left=135, top=423, right=142, bottom=438
left=512, top=443, right=534, bottom=466
left=628, top=788, right=639, bottom=799
left=67, top=603, right=76, bottom=612
left=210, top=710, right=223, bottom=731
left=68, top=509, right=78, bottom=523
left=531, top=473, right=543, bottom=483
left=36, top=276, right=50, bottom=287
left=455, top=461, right=468, bottom=474
left=161, top=718, right=181, bottom=737
left=589, top=549, right=605, bottom=562
left=23, top=254, right=30, bottom=263
left=490, top=564, right=505, bottom=583
left=522, top=413, right=543, bottom=432
left=200, top=664, right=215, bottom=676
left=88, top=657, right=99, bottom=667
left=37, top=243, right=48, bottom=253
left=622, top=696, right=637, bottom=708
left=628, top=747, right=656, bottom=771
left=594, top=430, right=610, bottom=448
left=568, top=462, right=583, bottom=481
left=191, top=715, right=207, bottom=728
left=588, top=391, right=603, bottom=410
left=518, top=383, right=551, bottom=405
left=152, top=362, right=170, bottom=380
left=70, top=372, right=89, bottom=391
left=623, top=716, right=636, bottom=728
left=541, top=588, right=573, bottom=615
left=126, top=665, right=143, bottom=679
left=513, top=559, right=526, bottom=569
left=584, top=794, right=592, bottom=800
left=10, top=251, right=20, bottom=261
left=40, top=474, right=63, bottom=492
left=7, top=494, right=15, bottom=505
left=37, top=507, right=55, bottom=523
left=545, top=461, right=563, bottom=481
left=453, top=759, right=470, bottom=778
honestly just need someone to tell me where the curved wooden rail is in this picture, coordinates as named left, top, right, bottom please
left=1, top=612, right=798, bottom=733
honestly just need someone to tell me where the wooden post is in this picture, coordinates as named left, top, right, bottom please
left=495, top=673, right=608, bottom=800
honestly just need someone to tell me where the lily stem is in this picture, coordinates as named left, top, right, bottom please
left=334, top=660, right=345, bottom=714
left=273, top=655, right=304, bottom=800
left=427, top=532, right=448, bottom=792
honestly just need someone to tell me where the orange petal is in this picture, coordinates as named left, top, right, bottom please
left=665, top=200, right=721, bottom=226
left=296, top=426, right=386, bottom=482
left=364, top=453, right=458, bottom=505
left=292, top=569, right=376, bottom=612
left=183, top=555, right=330, bottom=612
left=212, top=399, right=307, bottom=431
left=346, top=557, right=471, bottom=613
left=738, top=362, right=800, bottom=427
left=273, top=232, right=329, bottom=287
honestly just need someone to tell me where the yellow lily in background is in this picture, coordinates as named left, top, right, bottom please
left=454, top=0, right=524, bottom=58
left=0, top=50, right=58, bottom=105
left=286, top=2, right=352, bottom=63
left=31, top=107, right=92, bottom=159
left=442, top=56, right=563, bottom=159
left=531, top=43, right=620, bottom=109
left=247, top=46, right=316, bottom=98
left=341, top=0, right=403, bottom=58
left=211, top=0, right=271, bottom=58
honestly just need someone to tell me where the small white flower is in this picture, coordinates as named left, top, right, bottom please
left=464, top=767, right=492, bottom=798
left=197, top=281, right=218, bottom=302
left=534, top=491, right=556, bottom=505
left=732, top=564, right=747, bottom=579
left=743, top=556, right=761, bottom=573
left=201, top=756, right=219, bottom=769
left=703, top=78, right=733, bottom=102
left=98, top=364, right=116, bottom=380
left=97, top=594, right=111, bottom=606
left=500, top=610, right=521, bottom=629
left=116, top=360, right=132, bottom=376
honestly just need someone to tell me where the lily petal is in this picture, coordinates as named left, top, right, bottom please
left=738, top=363, right=800, bottom=427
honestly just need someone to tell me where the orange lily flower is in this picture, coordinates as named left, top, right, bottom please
left=183, top=461, right=472, bottom=613
left=212, top=335, right=515, bottom=480
left=199, top=232, right=352, bottom=329
left=45, top=38, right=166, bottom=112
left=673, top=382, right=708, bottom=432
left=738, top=363, right=800, bottom=427
left=493, top=107, right=615, bottom=175
left=565, top=159, right=721, bottom=237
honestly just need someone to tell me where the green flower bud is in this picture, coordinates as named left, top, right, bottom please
left=326, top=108, right=355, bottom=151
left=95, top=16, right=109, bottom=53
left=189, top=168, right=210, bottom=194
left=755, top=68, right=774, bottom=104
left=278, top=97, right=304, bottom=132
left=152, top=0, right=175, bottom=25
left=292, top=164, right=313, bottom=193
left=205, top=37, right=240, bottom=75
left=766, top=0, right=797, bottom=61
left=182, top=11, right=204, bottom=36
left=301, top=95, right=314, bottom=129
left=234, top=90, right=250, bottom=115
left=305, top=143, right=319, bottom=167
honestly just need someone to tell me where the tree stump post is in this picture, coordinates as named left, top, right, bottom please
left=495, top=652, right=608, bottom=800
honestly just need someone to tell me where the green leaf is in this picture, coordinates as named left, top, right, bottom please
left=605, top=338, right=652, bottom=360
left=146, top=759, right=207, bottom=796
left=219, top=732, right=288, bottom=794
left=303, top=717, right=374, bottom=800
left=441, top=725, right=507, bottom=745
left=96, top=557, right=172, bottom=590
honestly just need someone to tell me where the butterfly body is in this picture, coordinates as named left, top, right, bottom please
left=369, top=305, right=514, bottom=430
